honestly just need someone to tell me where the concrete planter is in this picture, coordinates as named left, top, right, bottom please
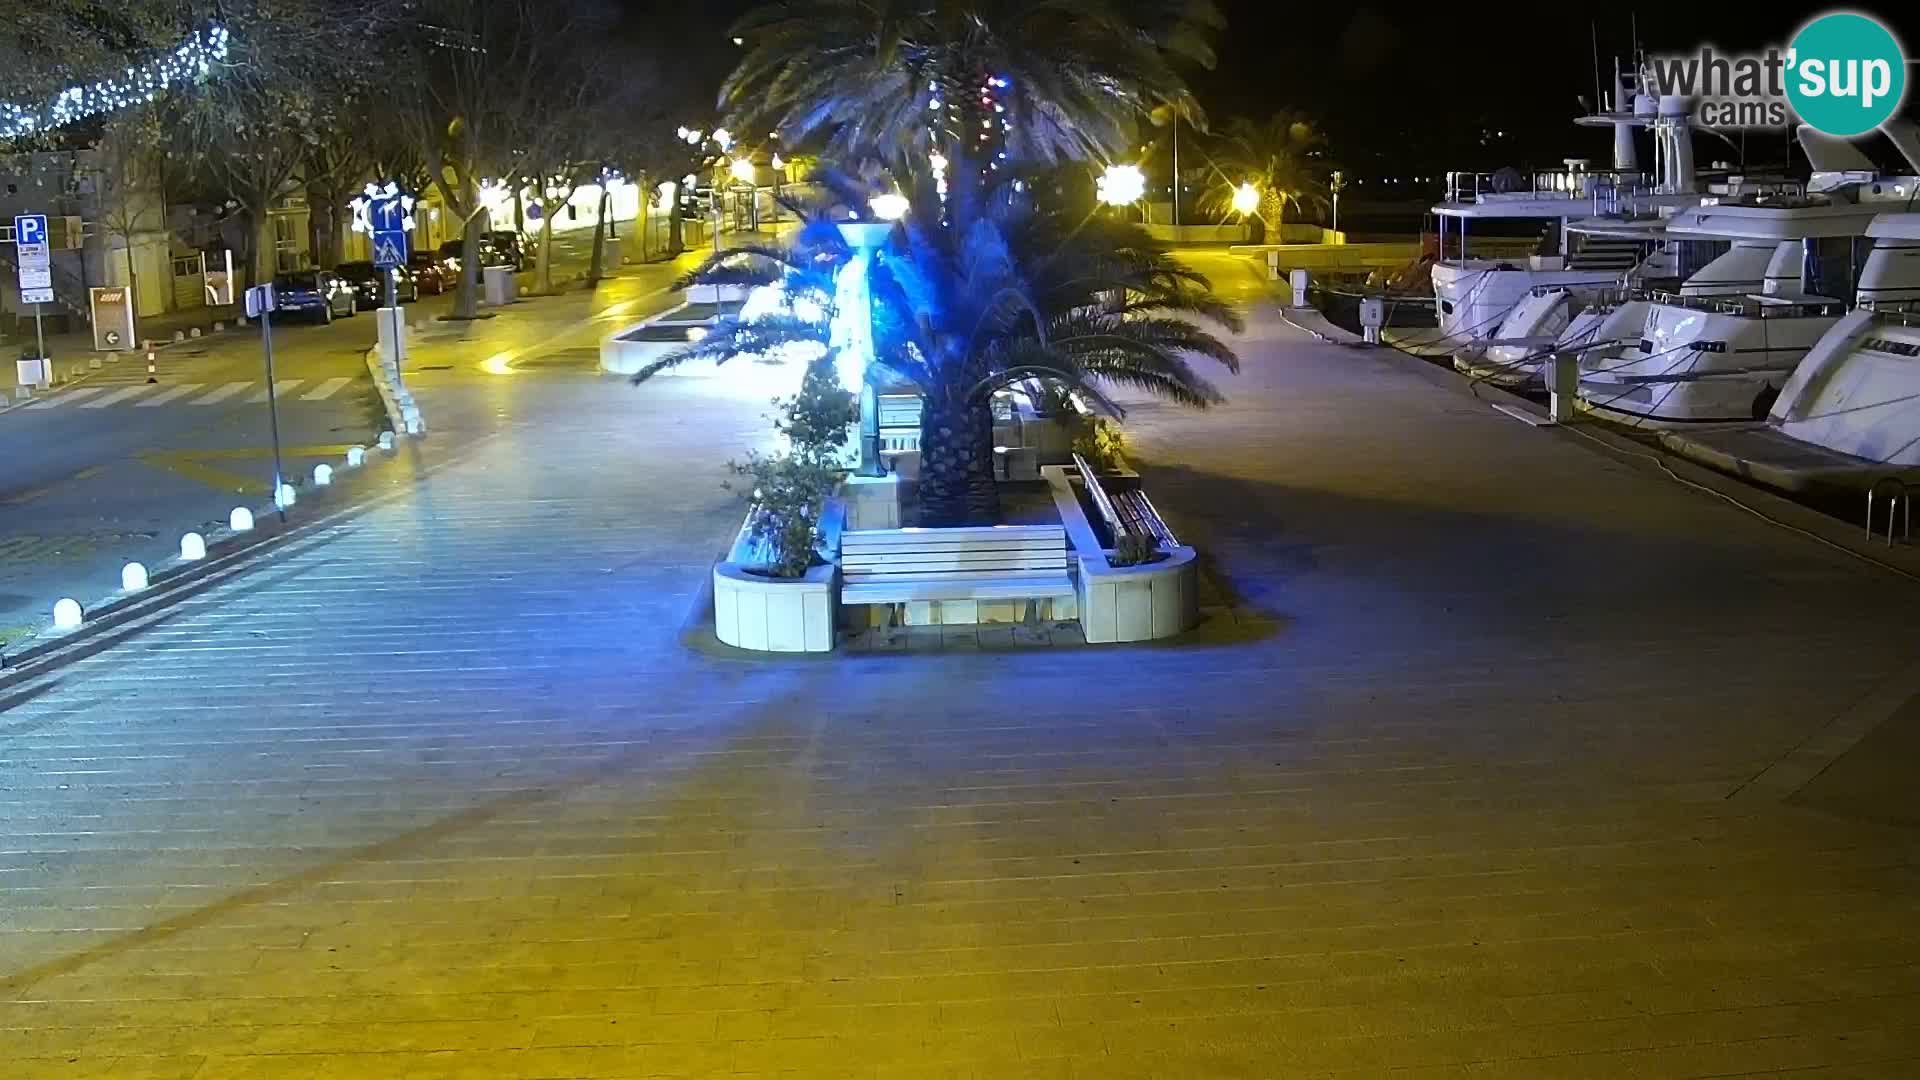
left=600, top=304, right=719, bottom=376
left=712, top=501, right=844, bottom=653
left=1042, top=465, right=1200, bottom=643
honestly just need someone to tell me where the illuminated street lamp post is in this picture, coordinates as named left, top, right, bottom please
left=1331, top=170, right=1345, bottom=236
left=1096, top=164, right=1146, bottom=220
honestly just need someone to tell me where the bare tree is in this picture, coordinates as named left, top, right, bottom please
left=165, top=0, right=391, bottom=287
left=394, top=0, right=617, bottom=318
left=91, top=116, right=167, bottom=329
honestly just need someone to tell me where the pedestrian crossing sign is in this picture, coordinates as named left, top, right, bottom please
left=371, top=229, right=408, bottom=269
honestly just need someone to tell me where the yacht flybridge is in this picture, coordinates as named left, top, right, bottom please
left=1428, top=67, right=1786, bottom=354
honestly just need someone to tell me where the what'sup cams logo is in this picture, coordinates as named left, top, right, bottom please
left=1647, top=11, right=1908, bottom=137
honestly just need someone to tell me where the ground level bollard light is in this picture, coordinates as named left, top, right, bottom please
left=313, top=464, right=333, bottom=487
left=230, top=507, right=254, bottom=532
left=52, top=598, right=82, bottom=630
left=346, top=446, right=365, bottom=467
left=180, top=532, right=207, bottom=560
left=121, top=563, right=149, bottom=591
left=377, top=432, right=395, bottom=451
left=275, top=484, right=296, bottom=509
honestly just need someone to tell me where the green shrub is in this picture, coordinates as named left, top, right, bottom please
left=1073, top=415, right=1129, bottom=472
left=726, top=352, right=859, bottom=578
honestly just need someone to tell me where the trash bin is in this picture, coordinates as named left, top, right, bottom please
left=602, top=236, right=622, bottom=268
left=482, top=264, right=517, bottom=306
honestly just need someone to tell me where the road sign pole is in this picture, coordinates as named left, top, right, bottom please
left=385, top=268, right=401, bottom=370
left=260, top=308, right=287, bottom=522
left=32, top=305, right=43, bottom=363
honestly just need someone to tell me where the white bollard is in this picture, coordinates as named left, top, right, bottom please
left=275, top=483, right=297, bottom=509
left=52, top=598, right=83, bottom=630
left=189, top=327, right=201, bottom=339
left=377, top=432, right=395, bottom=451
left=313, top=463, right=333, bottom=487
left=346, top=446, right=366, bottom=467
left=180, top=532, right=207, bottom=560
left=213, top=321, right=225, bottom=332
left=172, top=329, right=185, bottom=343
left=230, top=507, right=254, bottom=532
left=89, top=356, right=102, bottom=369
left=121, top=562, right=149, bottom=591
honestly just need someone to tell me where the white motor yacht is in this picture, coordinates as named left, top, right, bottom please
left=1660, top=212, right=1920, bottom=491
left=1576, top=129, right=1920, bottom=427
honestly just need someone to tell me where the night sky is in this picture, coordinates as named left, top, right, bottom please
left=656, top=3, right=1920, bottom=180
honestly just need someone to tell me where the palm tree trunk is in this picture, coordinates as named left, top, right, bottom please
left=917, top=392, right=1000, bottom=527
left=1262, top=190, right=1286, bottom=244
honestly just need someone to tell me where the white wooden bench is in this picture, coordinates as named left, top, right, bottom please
left=840, top=525, right=1076, bottom=609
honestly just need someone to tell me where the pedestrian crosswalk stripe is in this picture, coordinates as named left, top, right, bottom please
left=25, top=386, right=106, bottom=409
left=81, top=385, right=156, bottom=408
left=135, top=383, right=205, bottom=407
left=248, top=379, right=303, bottom=402
left=192, top=382, right=252, bottom=405
left=301, top=377, right=353, bottom=401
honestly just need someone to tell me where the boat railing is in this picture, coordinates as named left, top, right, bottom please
left=1445, top=168, right=1655, bottom=207
left=1649, top=291, right=1847, bottom=319
left=1863, top=300, right=1920, bottom=326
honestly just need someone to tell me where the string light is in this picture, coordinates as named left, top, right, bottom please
left=0, top=24, right=229, bottom=141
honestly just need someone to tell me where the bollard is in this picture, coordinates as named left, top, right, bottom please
left=230, top=507, right=254, bottom=532
left=52, top=598, right=83, bottom=631
left=275, top=483, right=297, bottom=509
left=144, top=341, right=157, bottom=384
left=346, top=446, right=366, bottom=467
left=189, top=327, right=201, bottom=339
left=377, top=432, right=395, bottom=451
left=180, top=532, right=207, bottom=561
left=121, top=562, right=149, bottom=591
left=89, top=356, right=102, bottom=369
left=313, top=463, right=333, bottom=487
left=172, top=329, right=185, bottom=343
left=213, top=321, right=225, bottom=332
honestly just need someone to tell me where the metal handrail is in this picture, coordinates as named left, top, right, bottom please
left=1648, top=291, right=1845, bottom=319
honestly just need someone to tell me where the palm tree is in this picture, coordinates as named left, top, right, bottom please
left=637, top=167, right=1243, bottom=527
left=1203, top=113, right=1331, bottom=242
left=720, top=0, right=1222, bottom=168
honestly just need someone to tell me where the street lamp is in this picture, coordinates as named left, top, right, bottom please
left=1096, top=164, right=1146, bottom=208
left=730, top=157, right=757, bottom=186
left=869, top=192, right=909, bottom=221
left=1230, top=181, right=1260, bottom=217
left=1330, top=170, right=1345, bottom=236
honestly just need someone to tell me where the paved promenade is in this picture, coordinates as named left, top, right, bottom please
left=1, top=252, right=1918, bottom=1078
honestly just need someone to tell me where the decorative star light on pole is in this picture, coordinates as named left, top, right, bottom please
left=0, top=24, right=230, bottom=140
left=349, top=181, right=417, bottom=234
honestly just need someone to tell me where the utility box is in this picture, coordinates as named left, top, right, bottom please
left=1265, top=250, right=1280, bottom=280
left=482, top=264, right=517, bottom=306
left=16, top=356, right=48, bottom=388
left=1359, top=296, right=1384, bottom=344
left=1289, top=268, right=1310, bottom=306
left=1548, top=351, right=1579, bottom=422
left=602, top=237, right=622, bottom=268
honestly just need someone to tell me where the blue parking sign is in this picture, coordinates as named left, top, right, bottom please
left=14, top=214, right=46, bottom=247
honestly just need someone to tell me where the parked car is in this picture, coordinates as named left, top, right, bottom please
left=271, top=270, right=356, bottom=324
left=436, top=230, right=534, bottom=273
left=335, top=261, right=420, bottom=310
left=408, top=253, right=452, bottom=295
